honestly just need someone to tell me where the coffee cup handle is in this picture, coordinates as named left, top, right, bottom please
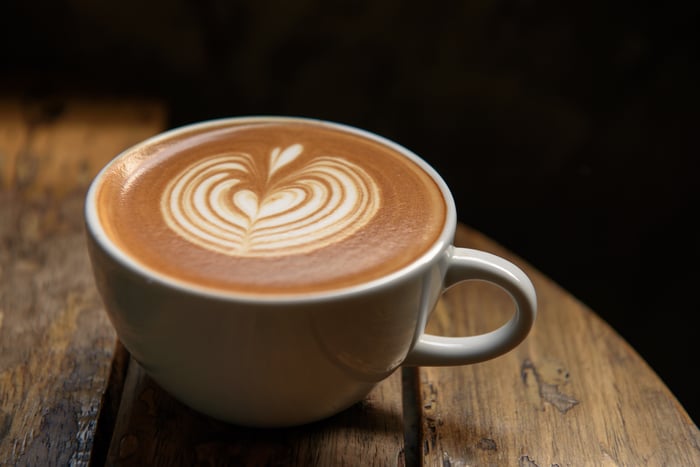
left=403, top=247, right=537, bottom=366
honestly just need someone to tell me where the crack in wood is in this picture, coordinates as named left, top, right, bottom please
left=400, top=367, right=421, bottom=467
left=0, top=410, right=11, bottom=442
left=521, top=358, right=579, bottom=413
left=519, top=455, right=562, bottom=467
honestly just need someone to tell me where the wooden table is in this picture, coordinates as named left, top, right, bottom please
left=1, top=98, right=698, bottom=466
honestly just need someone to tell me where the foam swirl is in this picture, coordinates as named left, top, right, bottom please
left=160, top=144, right=381, bottom=256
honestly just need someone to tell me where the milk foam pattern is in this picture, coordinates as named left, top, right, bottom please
left=161, top=144, right=380, bottom=256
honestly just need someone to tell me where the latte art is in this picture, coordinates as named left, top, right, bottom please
left=161, top=144, right=381, bottom=256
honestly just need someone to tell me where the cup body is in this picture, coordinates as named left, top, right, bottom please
left=85, top=116, right=536, bottom=427
left=87, top=228, right=449, bottom=426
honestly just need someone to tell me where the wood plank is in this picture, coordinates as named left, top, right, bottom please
left=105, top=361, right=406, bottom=466
left=416, top=225, right=700, bottom=466
left=0, top=98, right=166, bottom=466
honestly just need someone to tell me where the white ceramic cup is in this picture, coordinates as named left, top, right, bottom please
left=85, top=117, right=537, bottom=427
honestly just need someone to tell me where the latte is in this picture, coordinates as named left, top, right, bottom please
left=94, top=119, right=447, bottom=295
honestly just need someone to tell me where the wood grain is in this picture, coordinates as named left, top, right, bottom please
left=3, top=97, right=698, bottom=466
left=416, top=226, right=700, bottom=466
left=0, top=98, right=165, bottom=466
left=105, top=361, right=405, bottom=466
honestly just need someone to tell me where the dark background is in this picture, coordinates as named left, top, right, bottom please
left=2, top=1, right=698, bottom=423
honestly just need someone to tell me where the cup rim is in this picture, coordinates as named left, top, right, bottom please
left=84, top=115, right=458, bottom=304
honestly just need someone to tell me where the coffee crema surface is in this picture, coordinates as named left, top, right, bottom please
left=96, top=121, right=447, bottom=295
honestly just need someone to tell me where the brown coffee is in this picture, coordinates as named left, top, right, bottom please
left=94, top=119, right=447, bottom=295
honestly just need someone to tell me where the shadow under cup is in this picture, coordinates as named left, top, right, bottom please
left=84, top=116, right=535, bottom=427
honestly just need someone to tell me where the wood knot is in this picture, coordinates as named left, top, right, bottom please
left=118, top=433, right=139, bottom=459
left=477, top=438, right=497, bottom=451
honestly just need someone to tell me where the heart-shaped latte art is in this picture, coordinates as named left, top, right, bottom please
left=160, top=144, right=380, bottom=257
